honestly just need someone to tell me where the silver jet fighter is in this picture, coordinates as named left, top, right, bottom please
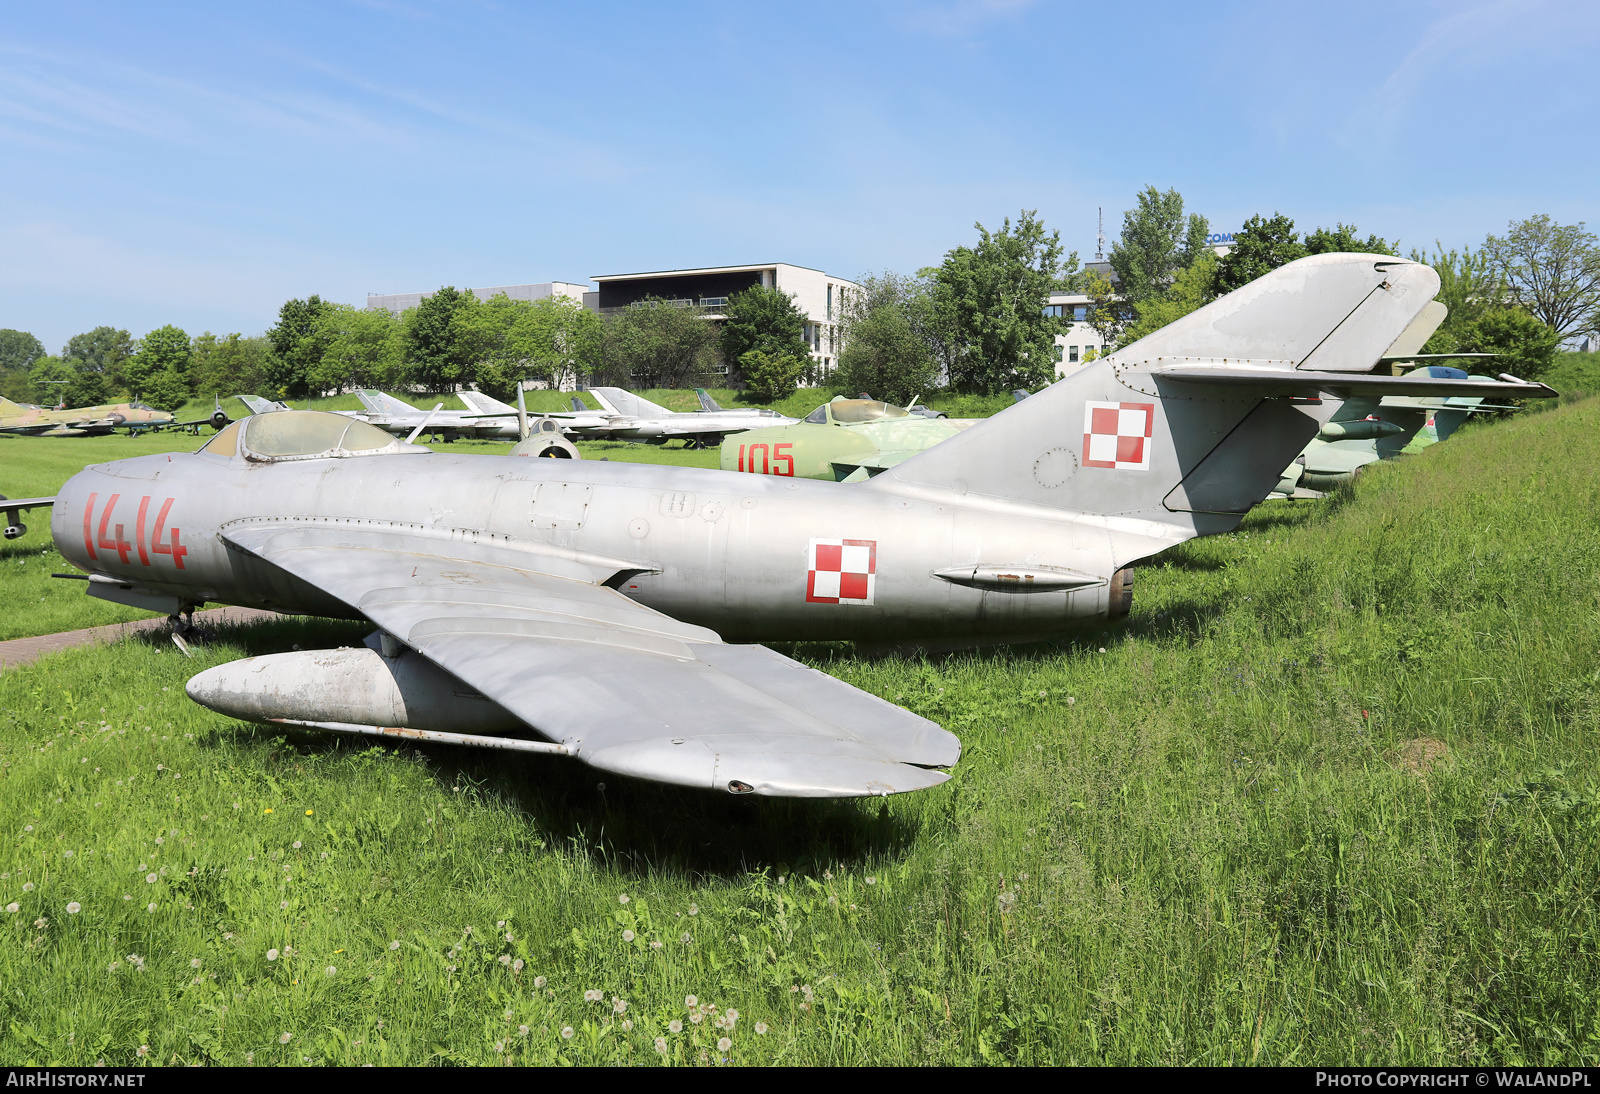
left=47, top=255, right=1552, bottom=799
left=581, top=387, right=798, bottom=447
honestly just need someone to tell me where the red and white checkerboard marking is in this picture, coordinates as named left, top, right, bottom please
left=806, top=538, right=876, bottom=605
left=1082, top=401, right=1155, bottom=470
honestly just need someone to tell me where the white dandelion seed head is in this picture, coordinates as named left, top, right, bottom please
left=755, top=1022, right=768, bottom=1035
left=292, top=841, right=301, bottom=850
left=513, top=958, right=524, bottom=972
left=650, top=940, right=662, bottom=950
left=560, top=1026, right=574, bottom=1040
left=280, top=901, right=288, bottom=910
left=533, top=976, right=546, bottom=988
left=21, top=882, right=34, bottom=892
left=685, top=995, right=697, bottom=1008
left=690, top=1012, right=703, bottom=1025
left=154, top=835, right=164, bottom=843
left=146, top=903, right=156, bottom=913
left=63, top=850, right=73, bottom=859
left=145, top=874, right=157, bottom=884
left=136, top=1046, right=149, bottom=1057
left=518, top=1025, right=529, bottom=1037
left=267, top=949, right=279, bottom=961
left=622, top=930, right=634, bottom=942
left=498, top=954, right=511, bottom=965
left=655, top=1037, right=668, bottom=1054
left=618, top=893, right=629, bottom=904
left=613, top=999, right=627, bottom=1014
left=66, top=902, right=82, bottom=914
left=687, top=903, right=699, bottom=916
left=866, top=877, right=876, bottom=885
left=389, top=940, right=400, bottom=950
left=680, top=932, right=692, bottom=943
left=584, top=989, right=603, bottom=1003
left=668, top=1020, right=682, bottom=1034
left=189, top=958, right=201, bottom=968
left=279, top=1033, right=292, bottom=1044
left=718, top=1037, right=732, bottom=1052
left=326, top=966, right=337, bottom=976
left=6, top=903, right=18, bottom=913
left=622, top=1019, right=633, bottom=1032
left=504, top=932, right=513, bottom=942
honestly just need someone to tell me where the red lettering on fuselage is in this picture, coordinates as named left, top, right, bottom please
left=81, top=493, right=187, bottom=570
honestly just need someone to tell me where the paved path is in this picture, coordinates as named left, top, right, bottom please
left=0, top=606, right=282, bottom=670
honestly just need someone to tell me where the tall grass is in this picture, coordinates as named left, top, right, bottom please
left=0, top=399, right=1596, bottom=1065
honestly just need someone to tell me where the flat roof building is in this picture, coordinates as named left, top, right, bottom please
left=366, top=281, right=589, bottom=315
left=590, top=262, right=860, bottom=376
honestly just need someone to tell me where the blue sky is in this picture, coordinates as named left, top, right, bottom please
left=3, top=0, right=1596, bottom=351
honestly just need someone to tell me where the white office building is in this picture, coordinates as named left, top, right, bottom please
left=590, top=262, right=861, bottom=376
left=1048, top=293, right=1108, bottom=377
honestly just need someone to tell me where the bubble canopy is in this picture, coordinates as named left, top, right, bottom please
left=204, top=411, right=422, bottom=461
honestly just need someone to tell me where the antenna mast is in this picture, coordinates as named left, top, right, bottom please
left=1095, top=207, right=1105, bottom=261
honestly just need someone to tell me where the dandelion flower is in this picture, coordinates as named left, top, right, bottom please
left=498, top=954, right=511, bottom=966
left=146, top=903, right=157, bottom=913
left=190, top=958, right=202, bottom=968
left=326, top=966, right=337, bottom=976
left=63, top=850, right=74, bottom=859
left=755, top=1022, right=768, bottom=1035
left=513, top=959, right=524, bottom=972
left=23, top=825, right=32, bottom=833
left=654, top=1037, right=668, bottom=1054
left=690, top=1013, right=703, bottom=1025
left=622, top=929, right=634, bottom=942
left=305, top=810, right=312, bottom=816
left=680, top=932, right=692, bottom=943
left=687, top=903, right=699, bottom=916
left=279, top=1033, right=292, bottom=1045
left=518, top=1025, right=529, bottom=1037
left=534, top=976, right=546, bottom=988
left=622, top=1019, right=633, bottom=1032
left=136, top=1046, right=149, bottom=1057
left=154, top=836, right=164, bottom=844
left=650, top=940, right=662, bottom=950
left=613, top=999, right=628, bottom=1014
left=292, top=841, right=302, bottom=850
left=718, top=1037, right=731, bottom=1052
left=584, top=989, right=603, bottom=1002
left=24, top=882, right=35, bottom=892
left=618, top=893, right=629, bottom=904
left=504, top=932, right=513, bottom=942
left=668, top=1020, right=682, bottom=1034
left=66, top=902, right=81, bottom=914
left=280, top=901, right=288, bottom=910
left=560, top=1026, right=574, bottom=1040
left=145, top=874, right=157, bottom=884
left=389, top=940, right=400, bottom=951
left=264, top=809, right=273, bottom=815
left=865, top=877, right=876, bottom=885
left=493, top=1040, right=504, bottom=1053
left=686, top=995, right=698, bottom=1007
left=267, top=949, right=280, bottom=961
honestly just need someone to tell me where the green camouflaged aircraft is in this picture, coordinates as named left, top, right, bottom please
left=718, top=397, right=979, bottom=482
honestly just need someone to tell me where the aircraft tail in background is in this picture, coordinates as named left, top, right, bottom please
left=695, top=388, right=724, bottom=412
left=587, top=387, right=672, bottom=419
left=458, top=390, right=518, bottom=416
left=236, top=395, right=290, bottom=415
left=357, top=390, right=421, bottom=416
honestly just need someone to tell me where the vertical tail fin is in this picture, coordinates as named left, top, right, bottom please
left=357, top=390, right=420, bottom=415
left=871, top=254, right=1443, bottom=537
left=695, top=388, right=724, bottom=411
left=458, top=390, right=518, bottom=416
left=587, top=387, right=671, bottom=418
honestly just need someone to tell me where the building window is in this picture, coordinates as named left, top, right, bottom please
left=700, top=296, right=728, bottom=308
left=1068, top=346, right=1079, bottom=363
left=1074, top=305, right=1088, bottom=321
left=1043, top=304, right=1064, bottom=318
left=827, top=284, right=833, bottom=320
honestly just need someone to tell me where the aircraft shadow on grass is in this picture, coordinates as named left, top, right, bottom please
left=132, top=615, right=922, bottom=877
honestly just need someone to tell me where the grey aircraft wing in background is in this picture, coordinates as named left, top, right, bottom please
left=44, top=254, right=1554, bottom=799
left=580, top=386, right=799, bottom=447
left=456, top=390, right=616, bottom=435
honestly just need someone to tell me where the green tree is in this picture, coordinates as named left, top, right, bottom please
left=1080, top=269, right=1132, bottom=353
left=720, top=286, right=811, bottom=382
left=1211, top=213, right=1308, bottom=296
left=598, top=298, right=720, bottom=389
left=1483, top=215, right=1600, bottom=338
left=1304, top=223, right=1397, bottom=257
left=0, top=330, right=46, bottom=402
left=124, top=325, right=192, bottom=407
left=1119, top=252, right=1221, bottom=348
left=25, top=356, right=96, bottom=407
left=311, top=305, right=401, bottom=392
left=61, top=326, right=135, bottom=396
left=1109, top=186, right=1209, bottom=305
left=403, top=287, right=477, bottom=392
left=462, top=294, right=602, bottom=397
left=832, top=271, right=941, bottom=404
left=190, top=333, right=271, bottom=398
left=931, top=210, right=1074, bottom=393
left=737, top=350, right=808, bottom=402
left=265, top=295, right=336, bottom=398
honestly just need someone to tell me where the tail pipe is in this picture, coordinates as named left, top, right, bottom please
left=1108, top=566, right=1134, bottom=620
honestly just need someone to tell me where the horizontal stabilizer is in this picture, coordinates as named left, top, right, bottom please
left=1151, top=365, right=1554, bottom=400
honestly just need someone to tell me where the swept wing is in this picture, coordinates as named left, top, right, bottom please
left=216, top=523, right=957, bottom=797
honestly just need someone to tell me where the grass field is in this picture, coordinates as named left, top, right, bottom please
left=1, top=398, right=1597, bottom=1065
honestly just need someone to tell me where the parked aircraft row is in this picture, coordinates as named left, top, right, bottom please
left=3, top=254, right=1555, bottom=801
